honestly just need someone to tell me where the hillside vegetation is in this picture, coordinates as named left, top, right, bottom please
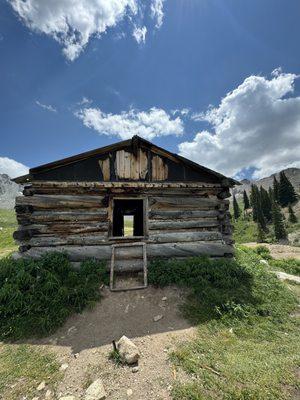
left=0, top=209, right=17, bottom=257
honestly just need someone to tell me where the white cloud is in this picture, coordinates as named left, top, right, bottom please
left=76, top=107, right=184, bottom=140
left=151, top=0, right=164, bottom=29
left=0, top=157, right=29, bottom=178
left=9, top=0, right=164, bottom=60
left=77, top=97, right=92, bottom=106
left=132, top=25, right=147, bottom=44
left=179, top=70, right=300, bottom=179
left=36, top=101, right=57, bottom=113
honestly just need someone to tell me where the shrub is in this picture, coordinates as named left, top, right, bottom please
left=148, top=247, right=296, bottom=324
left=0, top=253, right=109, bottom=340
left=253, top=245, right=272, bottom=260
left=269, top=258, right=300, bottom=276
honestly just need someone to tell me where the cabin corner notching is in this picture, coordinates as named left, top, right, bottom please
left=13, top=136, right=238, bottom=265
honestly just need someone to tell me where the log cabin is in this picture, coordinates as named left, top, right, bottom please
left=12, top=136, right=238, bottom=275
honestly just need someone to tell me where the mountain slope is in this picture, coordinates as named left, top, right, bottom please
left=0, top=174, right=22, bottom=209
left=233, top=168, right=300, bottom=197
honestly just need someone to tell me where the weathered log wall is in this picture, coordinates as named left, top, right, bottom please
left=13, top=181, right=234, bottom=264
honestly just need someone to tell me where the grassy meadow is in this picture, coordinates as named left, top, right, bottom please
left=0, top=209, right=17, bottom=258
left=0, top=208, right=299, bottom=399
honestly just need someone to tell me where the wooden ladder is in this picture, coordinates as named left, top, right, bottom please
left=110, top=242, right=148, bottom=291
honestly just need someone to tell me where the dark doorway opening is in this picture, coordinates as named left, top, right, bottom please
left=112, top=199, right=144, bottom=237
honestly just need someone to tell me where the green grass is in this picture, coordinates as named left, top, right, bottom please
left=232, top=217, right=258, bottom=244
left=0, top=344, right=60, bottom=400
left=249, top=245, right=300, bottom=277
left=149, top=247, right=300, bottom=400
left=0, top=252, right=109, bottom=340
left=0, top=209, right=17, bottom=257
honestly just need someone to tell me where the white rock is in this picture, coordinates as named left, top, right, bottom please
left=59, top=363, right=69, bottom=371
left=259, top=259, right=269, bottom=266
left=59, top=397, right=76, bottom=400
left=153, top=315, right=163, bottom=322
left=85, top=379, right=106, bottom=400
left=116, top=336, right=140, bottom=365
left=45, top=389, right=52, bottom=398
left=37, top=381, right=46, bottom=391
left=131, top=366, right=139, bottom=373
left=162, top=297, right=167, bottom=301
left=127, top=389, right=133, bottom=397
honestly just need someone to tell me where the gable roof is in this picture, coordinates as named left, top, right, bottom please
left=13, top=135, right=239, bottom=186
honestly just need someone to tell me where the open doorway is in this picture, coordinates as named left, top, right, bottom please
left=112, top=199, right=145, bottom=237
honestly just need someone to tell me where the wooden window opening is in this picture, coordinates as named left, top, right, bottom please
left=110, top=198, right=147, bottom=239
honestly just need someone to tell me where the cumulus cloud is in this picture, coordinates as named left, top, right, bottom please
left=179, top=70, right=300, bottom=179
left=76, top=107, right=184, bottom=140
left=36, top=101, right=57, bottom=113
left=132, top=25, right=147, bottom=44
left=150, top=0, right=165, bottom=29
left=9, top=0, right=165, bottom=60
left=0, top=157, right=29, bottom=178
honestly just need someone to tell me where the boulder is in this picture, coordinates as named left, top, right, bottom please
left=85, top=379, right=106, bottom=400
left=59, top=397, right=76, bottom=400
left=116, top=336, right=140, bottom=365
left=37, top=381, right=46, bottom=391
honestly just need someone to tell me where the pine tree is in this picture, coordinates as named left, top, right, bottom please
left=250, top=184, right=259, bottom=222
left=278, top=171, right=298, bottom=207
left=250, top=184, right=267, bottom=231
left=243, top=190, right=250, bottom=210
left=233, top=195, right=241, bottom=220
left=273, top=176, right=280, bottom=203
left=260, top=186, right=272, bottom=222
left=268, top=187, right=274, bottom=201
left=257, top=223, right=266, bottom=243
left=288, top=205, right=298, bottom=223
left=272, top=200, right=287, bottom=240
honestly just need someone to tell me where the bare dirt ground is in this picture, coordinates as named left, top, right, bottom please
left=244, top=242, right=300, bottom=260
left=25, top=286, right=196, bottom=399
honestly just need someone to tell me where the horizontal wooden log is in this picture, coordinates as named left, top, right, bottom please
left=149, top=196, right=229, bottom=210
left=14, top=222, right=108, bottom=237
left=29, top=181, right=223, bottom=189
left=16, top=195, right=105, bottom=210
left=20, top=241, right=234, bottom=260
left=24, top=186, right=222, bottom=197
left=27, top=233, right=108, bottom=247
left=149, top=210, right=219, bottom=220
left=148, top=231, right=222, bottom=243
left=148, top=218, right=219, bottom=230
left=17, top=210, right=108, bottom=224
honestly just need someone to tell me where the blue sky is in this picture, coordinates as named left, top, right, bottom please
left=1, top=0, right=300, bottom=180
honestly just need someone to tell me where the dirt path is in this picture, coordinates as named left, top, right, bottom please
left=244, top=242, right=300, bottom=260
left=27, top=286, right=196, bottom=399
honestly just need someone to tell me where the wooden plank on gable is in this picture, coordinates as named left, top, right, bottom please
left=152, top=155, right=168, bottom=180
left=98, top=158, right=110, bottom=181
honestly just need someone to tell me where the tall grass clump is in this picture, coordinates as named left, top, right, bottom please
left=149, top=247, right=300, bottom=400
left=148, top=246, right=297, bottom=325
left=0, top=253, right=109, bottom=340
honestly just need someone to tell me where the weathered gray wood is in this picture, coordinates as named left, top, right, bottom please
left=148, top=218, right=219, bottom=230
left=21, top=241, right=234, bottom=260
left=29, top=181, right=222, bottom=189
left=16, top=195, right=105, bottom=209
left=21, top=210, right=108, bottom=223
left=149, top=196, right=224, bottom=210
left=27, top=233, right=108, bottom=247
left=148, top=231, right=222, bottom=243
left=149, top=210, right=219, bottom=220
left=15, top=222, right=108, bottom=236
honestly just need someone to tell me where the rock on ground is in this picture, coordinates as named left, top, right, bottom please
left=85, top=378, right=106, bottom=400
left=116, top=335, right=140, bottom=365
